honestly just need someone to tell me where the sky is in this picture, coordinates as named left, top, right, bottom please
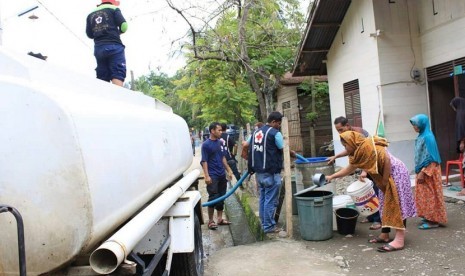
left=0, top=0, right=220, bottom=79
left=0, top=0, right=310, bottom=80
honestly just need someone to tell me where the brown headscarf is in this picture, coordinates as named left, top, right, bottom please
left=340, top=131, right=404, bottom=230
left=340, top=131, right=388, bottom=177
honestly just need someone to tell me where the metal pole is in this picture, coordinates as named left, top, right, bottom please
left=0, top=205, right=27, bottom=276
left=17, top=6, right=38, bottom=17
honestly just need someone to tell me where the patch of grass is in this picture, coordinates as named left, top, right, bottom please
left=239, top=192, right=265, bottom=241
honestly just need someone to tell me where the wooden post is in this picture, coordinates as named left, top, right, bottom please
left=238, top=126, right=244, bottom=171
left=310, top=76, right=316, bottom=156
left=282, top=117, right=293, bottom=238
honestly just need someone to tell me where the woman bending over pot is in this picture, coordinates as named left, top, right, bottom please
left=326, top=131, right=416, bottom=252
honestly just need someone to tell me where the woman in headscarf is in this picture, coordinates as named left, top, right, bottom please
left=410, top=114, right=447, bottom=228
left=326, top=131, right=416, bottom=252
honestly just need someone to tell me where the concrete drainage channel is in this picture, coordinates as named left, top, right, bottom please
left=223, top=183, right=257, bottom=245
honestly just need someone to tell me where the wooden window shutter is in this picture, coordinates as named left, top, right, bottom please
left=426, top=61, right=453, bottom=81
left=343, top=79, right=362, bottom=128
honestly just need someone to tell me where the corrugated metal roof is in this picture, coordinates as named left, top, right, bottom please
left=292, top=0, right=351, bottom=77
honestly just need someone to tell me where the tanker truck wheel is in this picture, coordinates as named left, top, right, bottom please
left=171, top=213, right=204, bottom=276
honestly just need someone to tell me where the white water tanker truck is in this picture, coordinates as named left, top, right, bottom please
left=0, top=49, right=204, bottom=276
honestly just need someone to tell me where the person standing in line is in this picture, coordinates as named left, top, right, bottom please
left=247, top=112, right=296, bottom=234
left=254, top=122, right=264, bottom=130
left=325, top=131, right=416, bottom=252
left=327, top=116, right=369, bottom=164
left=86, top=0, right=127, bottom=86
left=241, top=122, right=264, bottom=161
left=327, top=116, right=382, bottom=231
left=220, top=123, right=241, bottom=182
left=450, top=97, right=465, bottom=195
left=201, top=122, right=233, bottom=230
left=191, top=130, right=196, bottom=156
left=410, top=114, right=448, bottom=229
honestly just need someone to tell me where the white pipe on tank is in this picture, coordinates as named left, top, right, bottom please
left=89, top=169, right=200, bottom=275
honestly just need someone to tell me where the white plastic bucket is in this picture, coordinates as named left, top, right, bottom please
left=332, top=195, right=354, bottom=230
left=346, top=180, right=379, bottom=217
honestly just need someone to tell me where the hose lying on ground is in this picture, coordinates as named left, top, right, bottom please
left=202, top=171, right=250, bottom=207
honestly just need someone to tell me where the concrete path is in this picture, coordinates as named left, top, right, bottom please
left=204, top=240, right=344, bottom=276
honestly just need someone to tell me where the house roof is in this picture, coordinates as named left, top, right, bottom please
left=279, top=72, right=327, bottom=85
left=291, top=0, right=352, bottom=77
left=280, top=72, right=308, bottom=85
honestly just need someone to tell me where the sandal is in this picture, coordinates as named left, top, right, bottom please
left=217, top=219, right=232, bottom=225
left=208, top=221, right=218, bottom=230
left=418, top=222, right=439, bottom=230
left=360, top=218, right=370, bottom=223
left=457, top=190, right=465, bottom=196
left=448, top=186, right=462, bottom=191
left=377, top=244, right=404, bottom=253
left=369, top=222, right=382, bottom=230
left=442, top=182, right=452, bottom=187
left=265, top=227, right=283, bottom=234
left=368, top=237, right=393, bottom=244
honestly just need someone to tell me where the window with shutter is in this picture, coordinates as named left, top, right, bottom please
left=343, top=79, right=362, bottom=128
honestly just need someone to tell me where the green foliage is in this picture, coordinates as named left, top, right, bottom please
left=174, top=59, right=257, bottom=126
left=245, top=0, right=305, bottom=76
left=180, top=0, right=306, bottom=122
left=298, top=80, right=330, bottom=124
left=132, top=0, right=307, bottom=129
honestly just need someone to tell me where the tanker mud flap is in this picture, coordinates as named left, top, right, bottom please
left=0, top=205, right=26, bottom=276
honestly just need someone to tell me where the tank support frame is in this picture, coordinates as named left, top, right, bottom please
left=0, top=204, right=26, bottom=276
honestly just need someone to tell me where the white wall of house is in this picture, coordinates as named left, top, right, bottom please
left=418, top=0, right=465, bottom=68
left=373, top=0, right=428, bottom=171
left=327, top=0, right=383, bottom=168
left=327, top=0, right=429, bottom=172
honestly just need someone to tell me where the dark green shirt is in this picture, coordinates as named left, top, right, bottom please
left=86, top=3, right=128, bottom=46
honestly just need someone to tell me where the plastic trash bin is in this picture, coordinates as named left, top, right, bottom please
left=294, top=190, right=333, bottom=241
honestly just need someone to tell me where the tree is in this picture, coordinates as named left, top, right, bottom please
left=166, top=0, right=305, bottom=122
left=174, top=58, right=257, bottom=126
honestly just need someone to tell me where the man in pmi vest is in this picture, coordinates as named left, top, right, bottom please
left=247, top=111, right=296, bottom=234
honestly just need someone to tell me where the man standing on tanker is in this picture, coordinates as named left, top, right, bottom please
left=247, top=111, right=296, bottom=234
left=86, top=0, right=127, bottom=86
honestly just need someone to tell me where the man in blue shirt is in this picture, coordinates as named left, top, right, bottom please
left=248, top=112, right=295, bottom=234
left=201, top=122, right=233, bottom=229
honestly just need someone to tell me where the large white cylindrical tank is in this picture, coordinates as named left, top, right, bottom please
left=0, top=50, right=193, bottom=275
